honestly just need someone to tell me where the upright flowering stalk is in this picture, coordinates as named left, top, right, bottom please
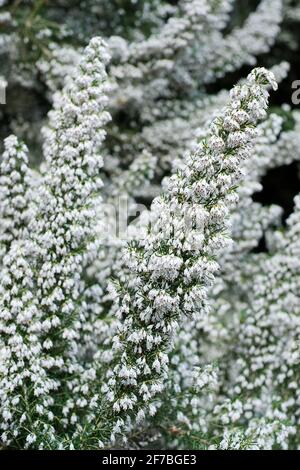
left=104, top=68, right=277, bottom=439
left=0, top=135, right=31, bottom=263
left=32, top=36, right=111, bottom=428
left=0, top=37, right=111, bottom=449
left=36, top=36, right=110, bottom=342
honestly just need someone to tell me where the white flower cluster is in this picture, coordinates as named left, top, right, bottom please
left=0, top=135, right=31, bottom=262
left=214, top=193, right=300, bottom=449
left=0, top=37, right=111, bottom=448
left=0, top=240, right=54, bottom=448
left=103, top=68, right=277, bottom=441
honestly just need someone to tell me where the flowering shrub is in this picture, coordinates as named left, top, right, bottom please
left=0, top=0, right=300, bottom=450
